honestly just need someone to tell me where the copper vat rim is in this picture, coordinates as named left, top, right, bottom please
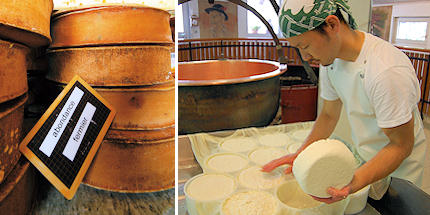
left=53, top=80, right=175, bottom=91
left=0, top=40, right=30, bottom=54
left=50, top=5, right=173, bottom=48
left=0, top=95, right=28, bottom=120
left=0, top=159, right=30, bottom=201
left=82, top=180, right=174, bottom=193
left=46, top=43, right=173, bottom=53
left=178, top=59, right=286, bottom=86
left=110, top=123, right=175, bottom=131
left=52, top=4, right=171, bottom=19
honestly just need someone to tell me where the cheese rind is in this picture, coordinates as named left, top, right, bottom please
left=292, top=139, right=356, bottom=198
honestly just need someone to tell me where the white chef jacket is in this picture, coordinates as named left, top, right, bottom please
left=319, top=32, right=427, bottom=189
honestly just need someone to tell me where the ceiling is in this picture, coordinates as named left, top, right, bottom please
left=373, top=0, right=429, bottom=4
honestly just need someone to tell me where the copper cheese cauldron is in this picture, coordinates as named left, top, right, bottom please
left=0, top=95, right=27, bottom=184
left=83, top=138, right=175, bottom=192
left=50, top=5, right=172, bottom=48
left=0, top=159, right=35, bottom=215
left=46, top=45, right=173, bottom=86
left=179, top=59, right=285, bottom=134
left=0, top=40, right=29, bottom=104
left=0, top=0, right=53, bottom=47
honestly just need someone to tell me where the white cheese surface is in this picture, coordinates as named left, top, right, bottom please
left=292, top=139, right=356, bottom=198
left=206, top=153, right=248, bottom=173
left=222, top=191, right=278, bottom=215
left=249, top=147, right=287, bottom=166
left=186, top=174, right=235, bottom=201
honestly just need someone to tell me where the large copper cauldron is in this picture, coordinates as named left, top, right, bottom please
left=179, top=59, right=285, bottom=134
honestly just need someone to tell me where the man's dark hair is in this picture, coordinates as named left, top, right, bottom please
left=313, top=9, right=347, bottom=34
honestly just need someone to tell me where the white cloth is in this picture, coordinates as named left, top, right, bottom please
left=319, top=32, right=427, bottom=190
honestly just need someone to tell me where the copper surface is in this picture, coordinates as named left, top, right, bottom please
left=50, top=6, right=172, bottom=48
left=0, top=95, right=27, bottom=184
left=179, top=59, right=283, bottom=86
left=0, top=0, right=53, bottom=47
left=0, top=40, right=29, bottom=104
left=96, top=82, right=175, bottom=130
left=106, top=124, right=175, bottom=143
left=48, top=81, right=174, bottom=132
left=0, top=159, right=35, bottom=215
left=47, top=45, right=173, bottom=86
left=178, top=60, right=282, bottom=134
left=83, top=138, right=175, bottom=192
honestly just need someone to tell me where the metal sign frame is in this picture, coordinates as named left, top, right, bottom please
left=19, top=75, right=116, bottom=199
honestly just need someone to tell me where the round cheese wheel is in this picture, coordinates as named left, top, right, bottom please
left=222, top=191, right=278, bottom=215
left=186, top=174, right=235, bottom=201
left=258, top=133, right=291, bottom=147
left=249, top=147, right=287, bottom=166
left=287, top=142, right=302, bottom=154
left=291, top=129, right=311, bottom=142
left=239, top=166, right=284, bottom=190
left=206, top=153, right=248, bottom=173
left=220, top=137, right=257, bottom=152
left=292, top=139, right=356, bottom=198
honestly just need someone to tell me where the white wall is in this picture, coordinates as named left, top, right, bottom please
left=374, top=1, right=430, bottom=49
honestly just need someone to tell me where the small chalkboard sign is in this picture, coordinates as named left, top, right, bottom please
left=19, top=76, right=116, bottom=199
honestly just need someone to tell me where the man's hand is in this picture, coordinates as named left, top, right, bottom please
left=311, top=185, right=351, bottom=204
left=261, top=153, right=298, bottom=174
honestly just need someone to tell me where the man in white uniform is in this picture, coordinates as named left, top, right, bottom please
left=262, top=0, right=427, bottom=203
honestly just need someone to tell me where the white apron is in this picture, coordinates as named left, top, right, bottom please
left=326, top=58, right=427, bottom=197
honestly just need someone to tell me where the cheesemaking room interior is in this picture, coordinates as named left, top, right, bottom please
left=0, top=0, right=175, bottom=214
left=178, top=0, right=430, bottom=215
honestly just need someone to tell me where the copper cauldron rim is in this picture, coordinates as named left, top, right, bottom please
left=178, top=59, right=287, bottom=86
left=52, top=4, right=171, bottom=20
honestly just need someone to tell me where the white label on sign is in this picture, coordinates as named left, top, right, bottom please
left=39, top=87, right=84, bottom=157
left=62, top=102, right=96, bottom=161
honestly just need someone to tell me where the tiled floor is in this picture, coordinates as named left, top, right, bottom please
left=421, top=117, right=430, bottom=195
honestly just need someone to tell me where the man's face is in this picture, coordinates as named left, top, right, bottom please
left=287, top=29, right=341, bottom=66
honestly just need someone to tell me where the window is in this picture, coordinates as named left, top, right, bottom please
left=177, top=4, right=185, bottom=39
left=178, top=2, right=192, bottom=39
left=392, top=17, right=430, bottom=48
left=238, top=0, right=282, bottom=38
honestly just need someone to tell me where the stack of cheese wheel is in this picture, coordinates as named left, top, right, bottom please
left=46, top=5, right=174, bottom=192
left=0, top=0, right=53, bottom=214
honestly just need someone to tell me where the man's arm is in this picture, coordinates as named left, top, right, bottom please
left=298, top=98, right=343, bottom=152
left=261, top=99, right=343, bottom=173
left=350, top=116, right=415, bottom=193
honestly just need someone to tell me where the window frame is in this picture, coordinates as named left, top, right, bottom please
left=392, top=16, right=430, bottom=48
